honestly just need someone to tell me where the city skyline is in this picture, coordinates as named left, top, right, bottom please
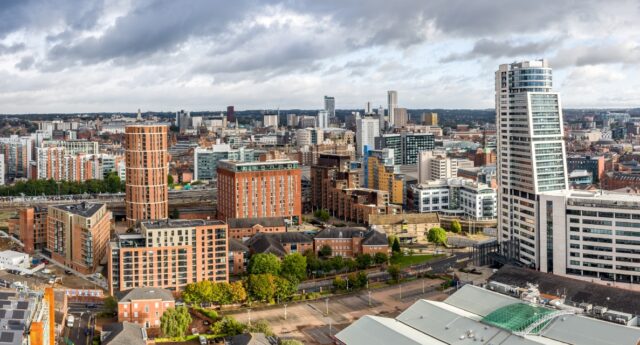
left=0, top=1, right=638, bottom=113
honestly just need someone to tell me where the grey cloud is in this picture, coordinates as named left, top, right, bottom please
left=441, top=38, right=562, bottom=62
left=0, top=42, right=25, bottom=55
left=552, top=44, right=640, bottom=68
left=15, top=56, right=35, bottom=70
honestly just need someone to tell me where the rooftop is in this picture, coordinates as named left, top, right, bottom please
left=141, top=219, right=225, bottom=229
left=51, top=202, right=104, bottom=218
left=102, top=322, right=147, bottom=345
left=227, top=217, right=286, bottom=229
left=116, top=287, right=174, bottom=303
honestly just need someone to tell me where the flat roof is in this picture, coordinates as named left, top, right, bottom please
left=141, top=219, right=226, bottom=229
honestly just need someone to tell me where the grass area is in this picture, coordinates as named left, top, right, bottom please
left=391, top=254, right=445, bottom=268
left=194, top=307, right=219, bottom=320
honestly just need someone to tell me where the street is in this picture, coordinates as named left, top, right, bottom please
left=64, top=306, right=95, bottom=345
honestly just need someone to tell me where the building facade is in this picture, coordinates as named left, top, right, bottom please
left=108, top=219, right=229, bottom=294
left=324, top=96, right=336, bottom=119
left=19, top=207, right=48, bottom=254
left=227, top=217, right=286, bottom=240
left=355, top=117, right=380, bottom=157
left=313, top=227, right=388, bottom=258
left=418, top=151, right=474, bottom=182
left=125, top=124, right=169, bottom=226
left=365, top=149, right=405, bottom=205
left=496, top=59, right=568, bottom=266
left=387, top=90, right=397, bottom=127
left=47, top=203, right=111, bottom=274
left=376, top=133, right=435, bottom=165
left=567, top=155, right=605, bottom=184
left=217, top=159, right=302, bottom=224
left=116, top=287, right=175, bottom=329
left=193, top=145, right=256, bottom=182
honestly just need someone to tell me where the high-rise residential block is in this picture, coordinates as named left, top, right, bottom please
left=263, top=113, right=279, bottom=128
left=19, top=206, right=48, bottom=254
left=108, top=219, right=229, bottom=294
left=417, top=151, right=473, bottom=182
left=324, top=96, right=336, bottom=118
left=217, top=159, right=302, bottom=224
left=41, top=139, right=99, bottom=155
left=376, top=133, right=435, bottom=165
left=365, top=148, right=405, bottom=205
left=176, top=110, right=191, bottom=132
left=47, top=203, right=111, bottom=274
left=356, top=117, right=380, bottom=157
left=317, top=110, right=329, bottom=129
left=36, top=148, right=104, bottom=182
left=125, top=124, right=169, bottom=226
left=496, top=59, right=568, bottom=266
left=387, top=90, right=398, bottom=127
left=0, top=135, right=32, bottom=180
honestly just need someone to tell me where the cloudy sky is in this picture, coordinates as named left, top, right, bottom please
left=0, top=0, right=639, bottom=113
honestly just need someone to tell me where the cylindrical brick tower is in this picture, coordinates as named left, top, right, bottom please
left=125, top=124, right=169, bottom=226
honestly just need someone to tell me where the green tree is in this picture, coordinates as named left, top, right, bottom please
left=318, top=245, right=332, bottom=258
left=247, top=274, right=276, bottom=302
left=355, top=254, right=372, bottom=269
left=313, top=209, right=330, bottom=222
left=181, top=280, right=213, bottom=305
left=168, top=174, right=174, bottom=185
left=387, top=265, right=401, bottom=283
left=211, top=316, right=246, bottom=337
left=229, top=281, right=247, bottom=303
left=274, top=276, right=297, bottom=302
left=281, top=253, right=307, bottom=281
left=333, top=276, right=346, bottom=290
left=373, top=252, right=388, bottom=265
left=451, top=219, right=462, bottom=234
left=248, top=253, right=282, bottom=275
left=427, top=227, right=447, bottom=246
left=103, top=296, right=117, bottom=313
left=391, top=237, right=401, bottom=254
left=247, top=319, right=274, bottom=336
left=343, top=258, right=357, bottom=272
left=160, top=306, right=192, bottom=338
left=330, top=255, right=345, bottom=271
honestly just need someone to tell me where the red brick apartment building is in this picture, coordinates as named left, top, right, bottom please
left=227, top=217, right=287, bottom=240
left=313, top=227, right=389, bottom=258
left=117, top=287, right=175, bottom=329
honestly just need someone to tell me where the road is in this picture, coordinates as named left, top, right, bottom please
left=64, top=307, right=95, bottom=345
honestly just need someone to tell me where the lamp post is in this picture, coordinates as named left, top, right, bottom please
left=368, top=290, right=372, bottom=307
left=284, top=304, right=288, bottom=320
left=325, top=297, right=329, bottom=316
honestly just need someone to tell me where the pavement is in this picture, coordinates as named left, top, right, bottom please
left=64, top=305, right=96, bottom=345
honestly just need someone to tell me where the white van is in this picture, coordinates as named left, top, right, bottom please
left=66, top=315, right=75, bottom=328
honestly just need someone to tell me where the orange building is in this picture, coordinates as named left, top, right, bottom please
left=125, top=124, right=169, bottom=226
left=366, top=149, right=405, bottom=205
left=47, top=203, right=111, bottom=274
left=217, top=159, right=302, bottom=224
left=19, top=207, right=48, bottom=254
left=313, top=227, right=388, bottom=258
left=108, top=219, right=229, bottom=294
left=116, top=287, right=175, bottom=329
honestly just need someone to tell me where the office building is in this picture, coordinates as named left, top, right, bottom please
left=193, top=145, right=256, bottom=182
left=376, top=133, right=435, bottom=165
left=217, top=159, right=302, bottom=224
left=393, top=107, right=408, bottom=127
left=295, top=128, right=324, bottom=147
left=19, top=207, right=48, bottom=254
left=0, top=287, right=55, bottom=345
left=226, top=106, right=235, bottom=122
left=0, top=135, right=32, bottom=180
left=116, top=287, right=175, bottom=329
left=317, top=110, right=329, bottom=129
left=365, top=149, right=405, bottom=205
left=567, top=155, right=605, bottom=183
left=422, top=112, right=438, bottom=126
left=418, top=151, right=473, bottom=182
left=263, top=113, right=278, bottom=128
left=387, top=90, right=397, bottom=127
left=407, top=178, right=497, bottom=220
left=286, top=113, right=298, bottom=127
left=324, top=95, right=335, bottom=118
left=176, top=110, right=191, bottom=132
left=314, top=227, right=388, bottom=258
left=496, top=59, right=568, bottom=266
left=125, top=124, right=169, bottom=226
left=47, top=203, right=111, bottom=274
left=355, top=117, right=380, bottom=157
left=108, top=219, right=228, bottom=294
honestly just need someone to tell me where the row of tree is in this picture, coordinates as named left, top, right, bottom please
left=0, top=173, right=124, bottom=196
left=306, top=249, right=388, bottom=276
left=181, top=281, right=247, bottom=306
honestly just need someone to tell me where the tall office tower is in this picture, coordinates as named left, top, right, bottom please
left=176, top=110, right=191, bottom=132
left=422, top=112, right=438, bottom=126
left=108, top=219, right=228, bottom=294
left=393, top=107, right=408, bottom=128
left=417, top=151, right=473, bottom=182
left=194, top=145, right=256, bottom=182
left=217, top=159, right=302, bottom=224
left=136, top=108, right=142, bottom=121
left=365, top=102, right=372, bottom=114
left=125, top=124, right=169, bottom=226
left=286, top=113, right=298, bottom=127
left=227, top=106, right=235, bottom=122
left=496, top=59, right=568, bottom=267
left=324, top=96, right=336, bottom=118
left=387, top=90, right=398, bottom=127
left=376, top=133, right=435, bottom=165
left=263, top=113, right=279, bottom=128
left=47, top=203, right=111, bottom=274
left=356, top=117, right=380, bottom=157
left=317, top=110, right=329, bottom=129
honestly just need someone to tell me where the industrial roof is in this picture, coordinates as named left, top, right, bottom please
left=445, top=284, right=516, bottom=317
left=335, top=315, right=445, bottom=345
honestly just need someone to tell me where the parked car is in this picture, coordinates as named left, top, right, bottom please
left=199, top=336, right=207, bottom=345
left=64, top=270, right=73, bottom=275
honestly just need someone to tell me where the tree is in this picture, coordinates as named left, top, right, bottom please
left=333, top=276, right=347, bottom=290
left=211, top=316, right=246, bottom=337
left=168, top=174, right=174, bottom=185
left=247, top=319, right=274, bottom=336
left=104, top=296, right=117, bottom=313
left=387, top=265, right=401, bottom=283
left=343, top=258, right=357, bottom=272
left=274, top=276, right=297, bottom=302
left=330, top=255, right=345, bottom=271
left=318, top=245, right=332, bottom=258
left=281, top=253, right=307, bottom=281
left=427, top=227, right=447, bottom=246
left=373, top=252, right=388, bottom=265
left=391, top=237, right=401, bottom=254
left=451, top=219, right=462, bottom=234
left=247, top=274, right=276, bottom=302
left=160, top=306, right=192, bottom=338
left=314, top=209, right=330, bottom=222
left=229, top=281, right=247, bottom=303
left=355, top=254, right=372, bottom=270
left=248, top=253, right=281, bottom=275
left=170, top=208, right=180, bottom=219
left=182, top=280, right=213, bottom=305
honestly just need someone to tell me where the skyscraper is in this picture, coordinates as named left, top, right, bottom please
left=324, top=96, right=336, bottom=118
left=387, top=90, right=398, bottom=127
left=356, top=117, right=380, bottom=157
left=227, top=105, right=235, bottom=122
left=317, top=110, right=329, bottom=128
left=496, top=59, right=568, bottom=267
left=125, top=124, right=169, bottom=226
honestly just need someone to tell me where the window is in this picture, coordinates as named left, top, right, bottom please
left=134, top=312, right=138, bottom=318
left=124, top=312, right=128, bottom=318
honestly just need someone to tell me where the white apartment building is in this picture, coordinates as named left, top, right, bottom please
left=408, top=178, right=497, bottom=220
left=356, top=117, right=380, bottom=157
left=418, top=151, right=474, bottom=183
left=263, top=113, right=278, bottom=128
left=387, top=90, right=397, bottom=127
left=496, top=59, right=568, bottom=266
left=539, top=190, right=640, bottom=290
left=316, top=110, right=329, bottom=129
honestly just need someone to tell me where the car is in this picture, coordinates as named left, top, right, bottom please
left=199, top=336, right=207, bottom=345
left=64, top=270, right=73, bottom=275
left=41, top=259, right=49, bottom=264
left=66, top=315, right=75, bottom=328
left=203, top=320, right=210, bottom=326
left=86, top=303, right=96, bottom=309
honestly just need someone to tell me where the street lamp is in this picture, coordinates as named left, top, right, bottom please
left=284, top=304, right=288, bottom=320
left=368, top=291, right=372, bottom=307
left=325, top=297, right=329, bottom=316
left=247, top=309, right=251, bottom=326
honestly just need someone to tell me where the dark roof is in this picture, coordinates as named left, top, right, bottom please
left=115, top=287, right=174, bottom=303
left=102, top=322, right=147, bottom=345
left=362, top=230, right=388, bottom=246
left=229, top=238, right=249, bottom=252
left=228, top=217, right=286, bottom=229
left=52, top=202, right=104, bottom=218
left=229, top=333, right=270, bottom=345
left=274, top=232, right=313, bottom=243
left=490, top=265, right=640, bottom=315
left=246, top=233, right=287, bottom=257
left=314, top=227, right=369, bottom=239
